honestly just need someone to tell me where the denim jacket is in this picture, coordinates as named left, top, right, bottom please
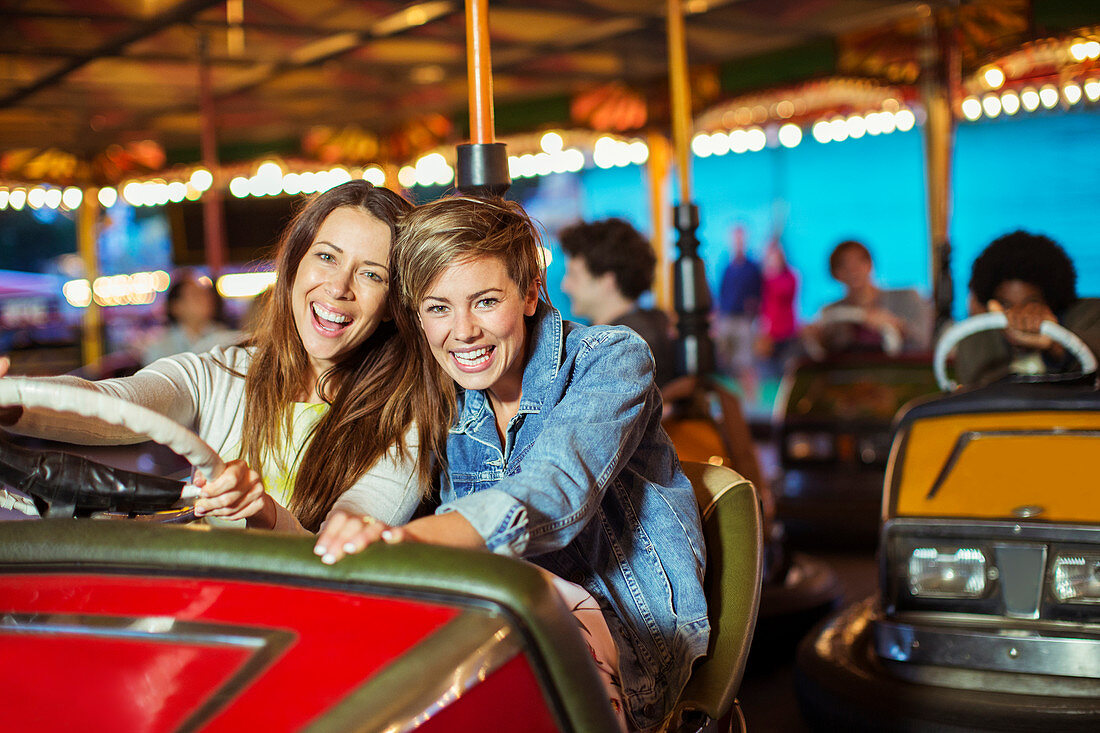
left=438, top=306, right=709, bottom=731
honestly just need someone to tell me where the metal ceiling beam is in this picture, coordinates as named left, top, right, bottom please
left=0, top=0, right=226, bottom=110
left=212, top=2, right=462, bottom=98
left=0, top=8, right=374, bottom=38
left=0, top=47, right=259, bottom=67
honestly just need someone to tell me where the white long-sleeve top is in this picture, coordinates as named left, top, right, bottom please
left=9, top=345, right=422, bottom=531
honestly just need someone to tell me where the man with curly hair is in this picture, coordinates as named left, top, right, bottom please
left=560, top=218, right=676, bottom=387
left=957, top=230, right=1100, bottom=386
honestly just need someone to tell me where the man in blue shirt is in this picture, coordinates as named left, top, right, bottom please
left=714, top=224, right=762, bottom=401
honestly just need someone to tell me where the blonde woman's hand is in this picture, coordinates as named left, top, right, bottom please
left=314, top=509, right=394, bottom=565
left=313, top=511, right=486, bottom=565
left=192, top=459, right=273, bottom=525
left=0, top=356, right=23, bottom=426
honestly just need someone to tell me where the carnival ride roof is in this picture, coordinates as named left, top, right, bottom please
left=0, top=0, right=1092, bottom=185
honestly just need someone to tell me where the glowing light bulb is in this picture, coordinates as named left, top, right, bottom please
left=282, top=173, right=302, bottom=196
left=777, top=123, right=802, bottom=148
left=828, top=117, right=848, bottom=143
left=62, top=187, right=83, bottom=209
left=228, top=177, right=250, bottom=198
left=982, top=66, right=1005, bottom=90
left=189, top=169, right=213, bottom=191
left=563, top=149, right=585, bottom=172
left=745, top=127, right=767, bottom=152
left=363, top=166, right=386, bottom=186
left=961, top=97, right=982, bottom=121
left=691, top=133, right=712, bottom=158
left=708, top=132, right=730, bottom=157
left=63, top=279, right=92, bottom=308
left=593, top=137, right=618, bottom=169
left=167, top=181, right=187, bottom=202
left=540, top=131, right=564, bottom=153
left=1039, top=85, right=1059, bottom=109
left=98, top=187, right=118, bottom=208
left=846, top=115, right=866, bottom=139
left=982, top=94, right=1002, bottom=118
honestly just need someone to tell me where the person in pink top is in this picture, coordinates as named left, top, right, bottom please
left=758, top=241, right=800, bottom=378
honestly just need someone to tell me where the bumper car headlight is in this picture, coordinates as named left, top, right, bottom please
left=908, top=547, right=989, bottom=598
left=1052, top=553, right=1100, bottom=604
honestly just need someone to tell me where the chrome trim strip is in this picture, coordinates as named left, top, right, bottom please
left=0, top=612, right=294, bottom=732
left=307, top=609, right=521, bottom=733
left=884, top=517, right=1100, bottom=544
left=874, top=618, right=1100, bottom=678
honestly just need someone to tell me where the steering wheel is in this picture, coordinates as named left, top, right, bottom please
left=804, top=305, right=903, bottom=361
left=934, top=311, right=1099, bottom=391
left=0, top=378, right=223, bottom=514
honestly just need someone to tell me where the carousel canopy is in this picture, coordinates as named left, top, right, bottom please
left=0, top=0, right=1095, bottom=186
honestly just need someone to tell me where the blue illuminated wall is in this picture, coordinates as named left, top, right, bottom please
left=950, top=112, right=1100, bottom=315
left=538, top=109, right=1100, bottom=324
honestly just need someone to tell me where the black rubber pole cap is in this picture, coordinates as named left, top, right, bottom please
left=456, top=142, right=511, bottom=197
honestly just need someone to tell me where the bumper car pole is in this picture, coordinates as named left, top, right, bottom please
left=455, top=0, right=510, bottom=197
left=76, top=186, right=103, bottom=368
left=667, top=0, right=715, bottom=378
left=919, top=10, right=958, bottom=334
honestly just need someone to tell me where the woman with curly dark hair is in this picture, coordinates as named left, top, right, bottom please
left=957, top=230, right=1100, bottom=386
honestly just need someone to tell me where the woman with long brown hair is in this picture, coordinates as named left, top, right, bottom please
left=0, top=181, right=447, bottom=534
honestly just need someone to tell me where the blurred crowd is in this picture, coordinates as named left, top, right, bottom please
left=556, top=218, right=1100, bottom=411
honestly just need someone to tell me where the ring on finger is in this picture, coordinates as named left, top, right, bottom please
left=361, top=515, right=376, bottom=526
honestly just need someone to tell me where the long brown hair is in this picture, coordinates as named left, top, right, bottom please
left=241, top=181, right=448, bottom=531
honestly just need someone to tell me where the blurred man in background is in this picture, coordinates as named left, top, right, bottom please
left=714, top=223, right=762, bottom=403
left=560, top=218, right=675, bottom=387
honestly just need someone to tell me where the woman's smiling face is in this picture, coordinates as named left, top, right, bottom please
left=291, top=206, right=393, bottom=379
left=417, top=255, right=539, bottom=402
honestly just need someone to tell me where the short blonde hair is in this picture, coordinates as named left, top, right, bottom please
left=394, top=195, right=550, bottom=309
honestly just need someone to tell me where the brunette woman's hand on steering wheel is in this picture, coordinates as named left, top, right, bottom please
left=193, top=459, right=271, bottom=524
left=0, top=357, right=23, bottom=427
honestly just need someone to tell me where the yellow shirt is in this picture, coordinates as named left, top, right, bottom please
left=262, top=401, right=329, bottom=509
